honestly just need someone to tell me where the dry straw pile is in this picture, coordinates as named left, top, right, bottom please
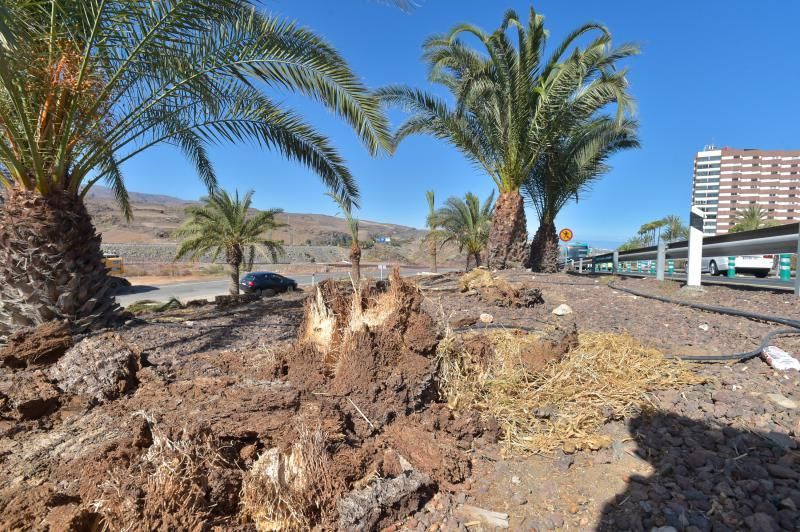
left=437, top=329, right=702, bottom=453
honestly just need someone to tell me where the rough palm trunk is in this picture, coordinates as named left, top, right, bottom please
left=227, top=246, right=242, bottom=295
left=464, top=253, right=471, bottom=272
left=487, top=191, right=528, bottom=270
left=430, top=240, right=438, bottom=273
left=527, top=221, right=560, bottom=273
left=473, top=251, right=482, bottom=268
left=0, top=188, right=120, bottom=339
left=350, top=243, right=361, bottom=284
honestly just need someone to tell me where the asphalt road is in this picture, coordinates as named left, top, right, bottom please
left=608, top=271, right=797, bottom=291
left=115, top=267, right=443, bottom=307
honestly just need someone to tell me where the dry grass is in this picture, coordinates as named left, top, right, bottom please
left=239, top=424, right=340, bottom=531
left=437, top=329, right=702, bottom=454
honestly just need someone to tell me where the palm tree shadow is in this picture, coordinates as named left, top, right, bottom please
left=600, top=411, right=799, bottom=531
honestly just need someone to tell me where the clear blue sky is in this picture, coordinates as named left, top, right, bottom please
left=120, top=0, right=800, bottom=248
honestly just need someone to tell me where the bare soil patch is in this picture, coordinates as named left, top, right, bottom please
left=0, top=269, right=798, bottom=530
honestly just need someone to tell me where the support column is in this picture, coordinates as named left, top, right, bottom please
left=656, top=241, right=666, bottom=281
left=686, top=206, right=705, bottom=288
left=612, top=251, right=619, bottom=274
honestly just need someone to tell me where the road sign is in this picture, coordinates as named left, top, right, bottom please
left=559, top=228, right=574, bottom=242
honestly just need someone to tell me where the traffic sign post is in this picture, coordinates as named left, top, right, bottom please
left=727, top=256, right=736, bottom=278
left=378, top=264, right=387, bottom=281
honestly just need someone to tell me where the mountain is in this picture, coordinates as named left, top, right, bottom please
left=85, top=186, right=457, bottom=265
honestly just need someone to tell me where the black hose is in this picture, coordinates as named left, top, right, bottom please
left=606, top=279, right=800, bottom=362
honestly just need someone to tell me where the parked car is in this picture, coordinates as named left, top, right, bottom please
left=702, top=255, right=773, bottom=278
left=240, top=272, right=298, bottom=295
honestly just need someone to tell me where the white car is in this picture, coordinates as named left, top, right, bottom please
left=702, top=255, right=773, bottom=278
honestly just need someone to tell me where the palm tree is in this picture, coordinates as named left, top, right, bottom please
left=618, top=235, right=650, bottom=252
left=423, top=190, right=445, bottom=272
left=436, top=191, right=494, bottom=271
left=661, top=215, right=689, bottom=242
left=525, top=118, right=639, bottom=271
left=730, top=205, right=776, bottom=233
left=379, top=7, right=637, bottom=270
left=0, top=1, right=389, bottom=336
left=175, top=189, right=284, bottom=295
left=327, top=192, right=361, bottom=283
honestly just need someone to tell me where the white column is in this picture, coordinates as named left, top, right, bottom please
left=686, top=205, right=706, bottom=288
left=656, top=240, right=666, bottom=281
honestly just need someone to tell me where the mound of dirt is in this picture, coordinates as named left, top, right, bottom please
left=0, top=321, right=72, bottom=368
left=459, top=268, right=543, bottom=308
left=0, top=369, right=60, bottom=420
left=239, top=269, right=489, bottom=528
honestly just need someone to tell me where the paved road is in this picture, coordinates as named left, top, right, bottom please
left=115, top=268, right=442, bottom=307
left=608, top=271, right=797, bottom=291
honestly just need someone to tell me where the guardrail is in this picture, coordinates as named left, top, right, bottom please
left=562, top=222, right=800, bottom=295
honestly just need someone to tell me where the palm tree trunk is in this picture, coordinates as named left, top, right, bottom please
left=527, top=221, right=560, bottom=273
left=465, top=253, right=471, bottom=271
left=227, top=246, right=242, bottom=296
left=432, top=241, right=438, bottom=273
left=228, top=263, right=240, bottom=295
left=487, top=190, right=528, bottom=270
left=474, top=251, right=482, bottom=268
left=350, top=243, right=361, bottom=284
left=0, top=187, right=120, bottom=338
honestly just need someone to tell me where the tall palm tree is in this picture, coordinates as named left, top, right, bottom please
left=175, top=189, right=284, bottom=295
left=525, top=118, right=639, bottom=271
left=730, top=205, right=776, bottom=233
left=379, top=7, right=637, bottom=269
left=423, top=189, right=444, bottom=272
left=0, top=1, right=389, bottom=336
left=437, top=191, right=494, bottom=271
left=327, top=191, right=361, bottom=283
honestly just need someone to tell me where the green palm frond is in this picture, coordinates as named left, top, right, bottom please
left=174, top=188, right=284, bottom=265
left=0, top=1, right=390, bottom=210
left=381, top=7, right=638, bottom=197
left=436, top=191, right=494, bottom=256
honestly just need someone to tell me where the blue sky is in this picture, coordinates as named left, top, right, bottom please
left=120, top=0, right=800, bottom=248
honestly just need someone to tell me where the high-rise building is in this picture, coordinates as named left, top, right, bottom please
left=692, top=146, right=800, bottom=235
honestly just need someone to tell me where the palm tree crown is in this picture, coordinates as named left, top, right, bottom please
left=436, top=191, right=494, bottom=270
left=175, top=189, right=284, bottom=294
left=379, top=7, right=637, bottom=268
left=0, top=0, right=391, bottom=211
left=730, top=205, right=776, bottom=233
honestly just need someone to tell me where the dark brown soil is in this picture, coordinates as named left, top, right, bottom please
left=0, top=321, right=72, bottom=368
left=1, top=269, right=798, bottom=530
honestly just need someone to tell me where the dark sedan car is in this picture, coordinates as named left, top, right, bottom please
left=239, top=272, right=297, bottom=296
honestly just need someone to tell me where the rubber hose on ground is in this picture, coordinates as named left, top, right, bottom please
left=605, top=278, right=800, bottom=362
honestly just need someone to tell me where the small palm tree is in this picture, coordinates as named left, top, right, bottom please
left=0, top=1, right=389, bottom=336
left=327, top=192, right=361, bottom=283
left=437, top=192, right=494, bottom=271
left=423, top=190, right=445, bottom=273
left=175, top=190, right=284, bottom=295
left=730, top=205, right=776, bottom=233
left=661, top=215, right=689, bottom=242
left=380, top=7, right=637, bottom=269
left=525, top=118, right=639, bottom=271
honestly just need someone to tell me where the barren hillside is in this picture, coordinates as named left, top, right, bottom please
left=85, top=186, right=460, bottom=265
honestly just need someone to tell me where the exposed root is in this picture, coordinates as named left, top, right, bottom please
left=91, top=416, right=233, bottom=530
left=239, top=424, right=341, bottom=530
